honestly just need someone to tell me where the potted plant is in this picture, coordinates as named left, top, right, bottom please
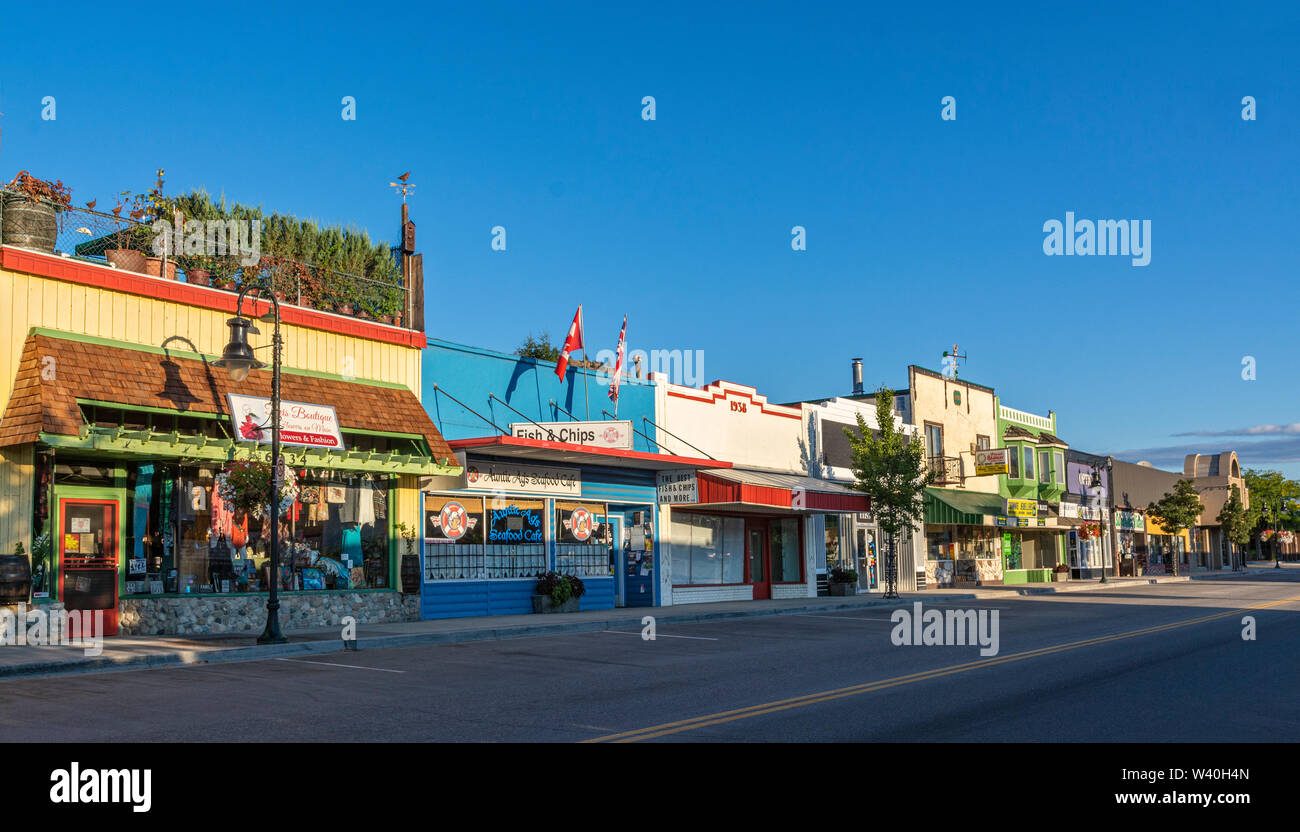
left=396, top=522, right=419, bottom=594
left=532, top=571, right=586, bottom=613
left=2, top=171, right=72, bottom=253
left=828, top=565, right=858, bottom=596
left=30, top=531, right=51, bottom=597
left=1052, top=562, right=1070, bottom=582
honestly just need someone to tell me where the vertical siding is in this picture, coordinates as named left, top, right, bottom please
left=0, top=268, right=422, bottom=417
left=0, top=444, right=34, bottom=552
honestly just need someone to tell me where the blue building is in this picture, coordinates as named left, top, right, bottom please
left=415, top=339, right=717, bottom=619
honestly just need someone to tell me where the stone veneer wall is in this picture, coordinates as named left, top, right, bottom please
left=119, top=591, right=421, bottom=636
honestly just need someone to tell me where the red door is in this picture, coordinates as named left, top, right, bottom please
left=746, top=519, right=770, bottom=600
left=57, top=499, right=120, bottom=637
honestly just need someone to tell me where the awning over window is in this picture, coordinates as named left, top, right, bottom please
left=693, top=468, right=869, bottom=513
left=925, top=487, right=1005, bottom=525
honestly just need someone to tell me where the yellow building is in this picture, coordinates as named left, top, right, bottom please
left=0, top=243, right=457, bottom=635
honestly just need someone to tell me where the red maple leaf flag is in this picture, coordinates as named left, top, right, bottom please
left=608, top=315, right=627, bottom=402
left=555, top=305, right=584, bottom=380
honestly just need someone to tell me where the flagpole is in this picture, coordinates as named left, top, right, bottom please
left=580, top=306, right=590, bottom=420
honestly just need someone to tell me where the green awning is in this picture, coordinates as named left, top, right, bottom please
left=925, top=487, right=1004, bottom=526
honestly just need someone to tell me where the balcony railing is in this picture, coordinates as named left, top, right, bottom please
left=927, top=455, right=963, bottom=485
left=0, top=193, right=412, bottom=329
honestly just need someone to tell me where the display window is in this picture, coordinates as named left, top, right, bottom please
left=555, top=501, right=611, bottom=577
left=670, top=512, right=744, bottom=585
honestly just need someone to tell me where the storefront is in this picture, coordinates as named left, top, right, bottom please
left=417, top=436, right=720, bottom=617
left=1113, top=509, right=1146, bottom=575
left=0, top=329, right=458, bottom=635
left=662, top=468, right=868, bottom=604
left=924, top=488, right=1006, bottom=587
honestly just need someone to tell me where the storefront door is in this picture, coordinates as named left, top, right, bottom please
left=746, top=519, right=770, bottom=600
left=57, top=496, right=122, bottom=636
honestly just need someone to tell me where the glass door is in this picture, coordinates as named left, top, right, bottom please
left=746, top=519, right=770, bottom=600
left=58, top=497, right=121, bottom=636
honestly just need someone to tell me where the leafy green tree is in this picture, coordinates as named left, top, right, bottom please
left=844, top=386, right=935, bottom=598
left=1243, top=468, right=1300, bottom=565
left=1216, top=484, right=1250, bottom=570
left=1146, top=479, right=1204, bottom=577
left=517, top=332, right=561, bottom=363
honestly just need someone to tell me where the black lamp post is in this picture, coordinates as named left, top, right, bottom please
left=214, top=286, right=288, bottom=645
left=1090, top=461, right=1111, bottom=583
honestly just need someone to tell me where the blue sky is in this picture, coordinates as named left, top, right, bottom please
left=2, top=1, right=1297, bottom=475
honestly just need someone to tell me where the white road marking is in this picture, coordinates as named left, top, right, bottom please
left=599, top=630, right=719, bottom=641
left=791, top=614, right=899, bottom=622
left=273, top=657, right=406, bottom=672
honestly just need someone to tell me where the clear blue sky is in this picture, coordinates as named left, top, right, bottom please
left=2, top=1, right=1297, bottom=475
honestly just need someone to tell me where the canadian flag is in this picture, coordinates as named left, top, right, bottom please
left=608, top=315, right=627, bottom=402
left=555, top=306, right=584, bottom=380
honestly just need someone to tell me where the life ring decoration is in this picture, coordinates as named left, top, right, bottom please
left=439, top=501, right=470, bottom=540
left=569, top=507, right=594, bottom=542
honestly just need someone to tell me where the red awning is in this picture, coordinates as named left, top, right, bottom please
left=692, top=469, right=869, bottom=513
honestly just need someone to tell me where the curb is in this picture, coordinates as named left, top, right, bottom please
left=0, top=594, right=979, bottom=680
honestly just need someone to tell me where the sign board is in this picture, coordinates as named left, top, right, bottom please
left=657, top=470, right=698, bottom=504
left=1115, top=510, right=1144, bottom=531
left=974, top=448, right=1010, bottom=476
left=228, top=394, right=345, bottom=450
left=509, top=420, right=633, bottom=450
left=463, top=459, right=580, bottom=496
left=1061, top=502, right=1104, bottom=521
left=1005, top=498, right=1037, bottom=518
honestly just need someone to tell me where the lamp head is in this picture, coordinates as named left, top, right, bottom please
left=213, top=316, right=266, bottom=382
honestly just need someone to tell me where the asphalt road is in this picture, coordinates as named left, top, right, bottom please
left=3, top=571, right=1298, bottom=742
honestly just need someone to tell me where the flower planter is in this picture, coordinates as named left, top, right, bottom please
left=186, top=268, right=211, bottom=286
left=0, top=553, right=33, bottom=604
left=106, top=248, right=148, bottom=273
left=828, top=581, right=856, bottom=596
left=1, top=193, right=58, bottom=252
left=532, top=595, right=580, bottom=614
left=143, top=256, right=178, bottom=280
left=1052, top=571, right=1069, bottom=582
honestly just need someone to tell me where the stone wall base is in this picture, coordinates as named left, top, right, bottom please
left=118, top=592, right=421, bottom=636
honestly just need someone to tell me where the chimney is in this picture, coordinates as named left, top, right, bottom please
left=851, top=358, right=864, bottom=395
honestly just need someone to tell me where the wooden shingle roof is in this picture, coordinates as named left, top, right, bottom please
left=0, top=331, right=455, bottom=462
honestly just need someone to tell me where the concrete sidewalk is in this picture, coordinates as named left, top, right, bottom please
left=1, top=564, right=1282, bottom=681
left=0, top=592, right=979, bottom=680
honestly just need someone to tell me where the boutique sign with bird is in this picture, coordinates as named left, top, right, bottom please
left=227, top=393, right=345, bottom=450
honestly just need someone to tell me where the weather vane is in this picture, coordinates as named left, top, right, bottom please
left=389, top=171, right=415, bottom=203
left=941, top=344, right=967, bottom=379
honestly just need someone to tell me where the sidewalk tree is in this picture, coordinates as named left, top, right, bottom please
left=844, top=385, right=935, bottom=598
left=1242, top=469, right=1300, bottom=563
left=1215, top=484, right=1250, bottom=569
left=1146, top=479, right=1203, bottom=577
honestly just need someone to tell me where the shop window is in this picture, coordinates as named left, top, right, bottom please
left=670, top=513, right=743, bottom=585
left=424, top=496, right=485, bottom=580
left=1038, top=451, right=1050, bottom=484
left=823, top=515, right=841, bottom=571
left=1023, top=447, right=1035, bottom=481
left=1008, top=446, right=1020, bottom=479
left=484, top=497, right=546, bottom=579
left=1054, top=452, right=1065, bottom=485
left=769, top=518, right=801, bottom=582
left=555, top=501, right=611, bottom=577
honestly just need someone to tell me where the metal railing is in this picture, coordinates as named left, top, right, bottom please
left=927, top=455, right=963, bottom=485
left=0, top=193, right=411, bottom=328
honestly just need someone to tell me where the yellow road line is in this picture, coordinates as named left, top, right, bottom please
left=583, top=594, right=1300, bottom=743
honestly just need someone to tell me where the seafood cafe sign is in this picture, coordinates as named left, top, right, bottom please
left=227, top=394, right=345, bottom=450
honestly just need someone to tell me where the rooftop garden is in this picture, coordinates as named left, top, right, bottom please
left=0, top=170, right=409, bottom=327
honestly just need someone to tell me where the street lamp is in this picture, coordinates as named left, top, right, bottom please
left=214, top=286, right=287, bottom=645
left=1090, top=462, right=1110, bottom=583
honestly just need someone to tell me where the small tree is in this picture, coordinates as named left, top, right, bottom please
left=1146, top=479, right=1203, bottom=577
left=517, top=332, right=561, bottom=362
left=1216, top=484, right=1250, bottom=570
left=844, top=386, right=935, bottom=598
left=1243, top=468, right=1300, bottom=565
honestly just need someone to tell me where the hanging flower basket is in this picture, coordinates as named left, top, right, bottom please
left=1079, top=521, right=1103, bottom=540
left=215, top=458, right=298, bottom=519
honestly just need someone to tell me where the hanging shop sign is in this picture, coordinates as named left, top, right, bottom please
left=1005, top=498, right=1037, bottom=518
left=974, top=449, right=1010, bottom=476
left=509, top=420, right=634, bottom=450
left=657, top=470, right=699, bottom=504
left=462, top=459, right=580, bottom=496
left=227, top=394, right=345, bottom=450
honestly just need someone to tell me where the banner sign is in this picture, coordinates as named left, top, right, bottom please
left=1115, top=510, right=1145, bottom=530
left=228, top=394, right=345, bottom=450
left=974, top=449, right=1010, bottom=476
left=463, top=459, right=580, bottom=496
left=509, top=420, right=634, bottom=450
left=1005, top=498, right=1037, bottom=518
left=657, top=470, right=698, bottom=504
